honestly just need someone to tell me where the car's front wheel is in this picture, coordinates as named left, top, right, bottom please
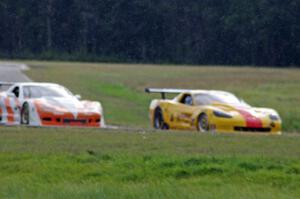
left=21, top=103, right=30, bottom=125
left=197, top=113, right=209, bottom=132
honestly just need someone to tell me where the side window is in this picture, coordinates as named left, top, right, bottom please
left=180, top=94, right=193, bottom=106
left=23, top=86, right=31, bottom=99
left=194, top=94, right=213, bottom=106
left=11, top=86, right=20, bottom=98
left=29, top=86, right=42, bottom=98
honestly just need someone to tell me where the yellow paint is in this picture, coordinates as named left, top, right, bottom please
left=149, top=91, right=281, bottom=134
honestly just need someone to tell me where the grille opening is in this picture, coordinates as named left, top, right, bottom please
left=63, top=119, right=87, bottom=124
left=42, top=117, right=52, bottom=122
left=56, top=118, right=61, bottom=123
left=96, top=119, right=101, bottom=123
left=234, top=127, right=271, bottom=132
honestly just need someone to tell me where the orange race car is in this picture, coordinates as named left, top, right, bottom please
left=0, top=82, right=105, bottom=127
left=146, top=88, right=281, bottom=134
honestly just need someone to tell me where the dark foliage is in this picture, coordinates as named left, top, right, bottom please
left=0, top=0, right=299, bottom=66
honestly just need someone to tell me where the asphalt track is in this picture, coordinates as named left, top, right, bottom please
left=0, top=62, right=32, bottom=82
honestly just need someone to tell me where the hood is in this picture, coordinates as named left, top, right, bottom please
left=209, top=102, right=280, bottom=128
left=34, top=96, right=100, bottom=117
left=210, top=102, right=278, bottom=118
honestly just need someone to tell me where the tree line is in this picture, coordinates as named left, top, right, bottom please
left=0, top=0, right=299, bottom=66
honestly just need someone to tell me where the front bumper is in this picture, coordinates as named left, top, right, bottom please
left=38, top=113, right=102, bottom=127
left=209, top=117, right=281, bottom=135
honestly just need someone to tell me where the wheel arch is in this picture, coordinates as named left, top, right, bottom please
left=193, top=107, right=213, bottom=128
left=21, top=100, right=41, bottom=126
left=20, top=101, right=30, bottom=124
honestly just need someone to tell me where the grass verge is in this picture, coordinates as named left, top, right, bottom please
left=0, top=127, right=300, bottom=198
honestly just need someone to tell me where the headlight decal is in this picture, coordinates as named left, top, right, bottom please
left=213, top=110, right=232, bottom=118
left=269, top=114, right=279, bottom=121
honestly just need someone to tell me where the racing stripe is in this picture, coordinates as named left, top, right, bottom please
left=0, top=97, right=7, bottom=123
left=238, top=109, right=262, bottom=128
left=5, top=98, right=14, bottom=123
left=10, top=98, right=20, bottom=123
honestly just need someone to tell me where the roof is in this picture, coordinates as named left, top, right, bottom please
left=12, top=82, right=61, bottom=87
left=188, top=90, right=233, bottom=96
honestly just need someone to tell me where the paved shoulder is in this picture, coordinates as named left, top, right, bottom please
left=0, top=62, right=32, bottom=82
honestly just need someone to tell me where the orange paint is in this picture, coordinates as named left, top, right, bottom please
left=5, top=98, right=14, bottom=123
left=34, top=101, right=101, bottom=127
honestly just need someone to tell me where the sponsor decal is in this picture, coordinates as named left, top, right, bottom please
left=177, top=113, right=191, bottom=123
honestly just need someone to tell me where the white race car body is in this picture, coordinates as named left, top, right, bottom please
left=0, top=82, right=105, bottom=127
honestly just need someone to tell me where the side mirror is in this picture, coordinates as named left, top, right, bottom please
left=75, top=94, right=82, bottom=100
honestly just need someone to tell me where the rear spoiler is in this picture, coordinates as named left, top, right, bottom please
left=0, top=82, right=14, bottom=88
left=145, top=88, right=191, bottom=99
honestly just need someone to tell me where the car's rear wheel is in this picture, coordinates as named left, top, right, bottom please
left=21, top=103, right=30, bottom=125
left=197, top=113, right=209, bottom=132
left=153, top=107, right=169, bottom=130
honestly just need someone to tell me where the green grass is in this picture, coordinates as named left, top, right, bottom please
left=0, top=127, right=300, bottom=198
left=1, top=61, right=300, bottom=198
left=23, top=61, right=300, bottom=132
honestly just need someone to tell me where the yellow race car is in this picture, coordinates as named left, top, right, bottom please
left=145, top=88, right=281, bottom=134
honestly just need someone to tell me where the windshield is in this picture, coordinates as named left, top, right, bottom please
left=194, top=93, right=249, bottom=106
left=23, top=85, right=73, bottom=99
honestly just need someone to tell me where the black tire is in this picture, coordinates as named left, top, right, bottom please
left=197, top=113, right=209, bottom=133
left=153, top=107, right=169, bottom=130
left=21, top=103, right=30, bottom=125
